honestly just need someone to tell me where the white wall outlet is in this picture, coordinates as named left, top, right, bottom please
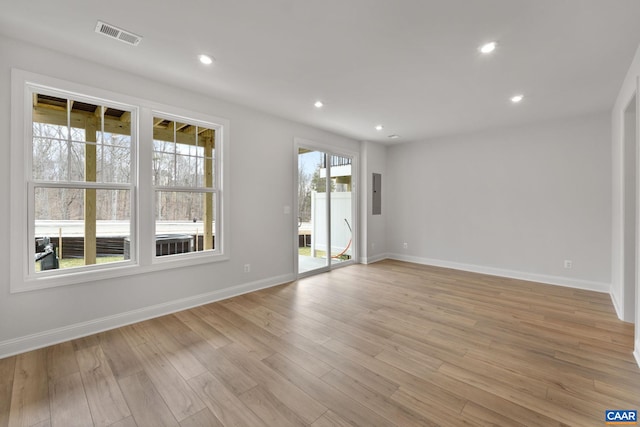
left=564, top=260, right=572, bottom=269
left=283, top=205, right=291, bottom=214
left=403, top=242, right=408, bottom=249
left=371, top=242, right=376, bottom=250
left=243, top=264, right=251, bottom=273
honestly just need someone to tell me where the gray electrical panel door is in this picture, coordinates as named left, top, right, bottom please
left=372, top=173, right=382, bottom=215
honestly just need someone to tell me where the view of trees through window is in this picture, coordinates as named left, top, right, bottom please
left=30, top=90, right=221, bottom=274
left=32, top=92, right=133, bottom=272
left=18, top=78, right=225, bottom=285
left=152, top=117, right=216, bottom=254
left=298, top=152, right=340, bottom=223
left=31, top=97, right=222, bottom=275
left=33, top=123, right=132, bottom=220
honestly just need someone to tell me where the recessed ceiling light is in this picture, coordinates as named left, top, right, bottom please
left=375, top=125, right=384, bottom=131
left=388, top=134, right=400, bottom=139
left=314, top=101, right=324, bottom=108
left=479, top=41, right=497, bottom=54
left=510, top=94, right=524, bottom=103
left=198, top=54, right=214, bottom=65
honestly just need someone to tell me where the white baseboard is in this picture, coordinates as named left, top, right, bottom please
left=610, top=290, right=624, bottom=321
left=0, top=273, right=295, bottom=359
left=634, top=341, right=640, bottom=369
left=386, top=253, right=610, bottom=293
left=359, top=253, right=389, bottom=265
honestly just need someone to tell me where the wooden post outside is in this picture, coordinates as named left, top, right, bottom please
left=84, top=113, right=98, bottom=265
left=58, top=227, right=63, bottom=260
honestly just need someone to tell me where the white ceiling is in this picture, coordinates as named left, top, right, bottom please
left=2, top=0, right=640, bottom=144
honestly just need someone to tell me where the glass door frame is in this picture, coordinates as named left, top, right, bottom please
left=294, top=138, right=358, bottom=278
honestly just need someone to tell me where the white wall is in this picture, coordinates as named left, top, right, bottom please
left=0, top=36, right=360, bottom=357
left=359, top=141, right=388, bottom=263
left=611, top=42, right=640, bottom=365
left=622, top=96, right=637, bottom=324
left=386, top=113, right=612, bottom=291
left=612, top=47, right=640, bottom=319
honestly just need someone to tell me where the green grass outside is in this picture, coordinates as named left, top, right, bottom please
left=60, top=256, right=125, bottom=268
left=298, top=247, right=327, bottom=257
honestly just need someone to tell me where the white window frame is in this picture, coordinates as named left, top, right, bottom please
left=151, top=111, right=222, bottom=264
left=26, top=85, right=138, bottom=280
left=10, top=69, right=229, bottom=293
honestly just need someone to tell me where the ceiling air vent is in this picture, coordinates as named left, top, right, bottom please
left=95, top=21, right=142, bottom=46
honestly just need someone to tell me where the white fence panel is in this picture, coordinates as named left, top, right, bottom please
left=311, top=191, right=352, bottom=257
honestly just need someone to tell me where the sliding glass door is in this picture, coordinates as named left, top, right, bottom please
left=297, top=146, right=355, bottom=276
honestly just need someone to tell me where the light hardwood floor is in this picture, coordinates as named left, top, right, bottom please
left=1, top=259, right=639, bottom=426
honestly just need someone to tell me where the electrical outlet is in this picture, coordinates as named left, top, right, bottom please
left=244, top=264, right=251, bottom=273
left=371, top=242, right=376, bottom=250
left=403, top=242, right=408, bottom=249
left=564, top=260, right=572, bottom=269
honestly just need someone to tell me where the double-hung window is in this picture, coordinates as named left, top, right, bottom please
left=30, top=89, right=135, bottom=275
left=10, top=70, right=227, bottom=292
left=152, top=115, right=218, bottom=258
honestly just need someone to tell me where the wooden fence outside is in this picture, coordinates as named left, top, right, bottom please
left=36, top=235, right=215, bottom=258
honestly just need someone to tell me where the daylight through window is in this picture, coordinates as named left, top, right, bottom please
left=32, top=91, right=133, bottom=273
left=11, top=71, right=228, bottom=290
left=152, top=116, right=217, bottom=257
